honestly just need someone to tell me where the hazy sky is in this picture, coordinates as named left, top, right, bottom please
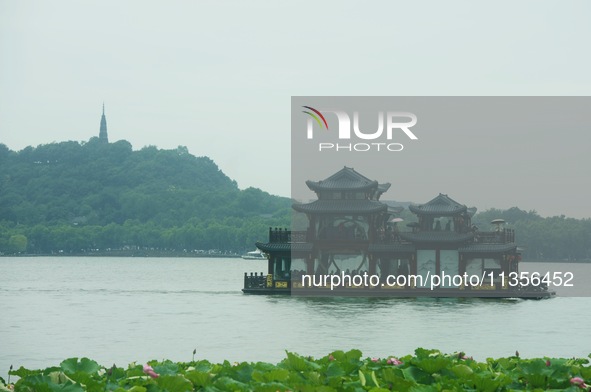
left=291, top=97, right=591, bottom=220
left=1, top=1, right=590, bottom=217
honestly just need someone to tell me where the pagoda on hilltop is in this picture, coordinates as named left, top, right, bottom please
left=99, top=103, right=109, bottom=143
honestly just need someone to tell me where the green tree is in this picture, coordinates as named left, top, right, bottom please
left=8, top=234, right=27, bottom=254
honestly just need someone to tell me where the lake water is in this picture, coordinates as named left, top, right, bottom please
left=1, top=257, right=590, bottom=376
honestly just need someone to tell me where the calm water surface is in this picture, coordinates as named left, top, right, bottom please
left=1, top=257, right=590, bottom=375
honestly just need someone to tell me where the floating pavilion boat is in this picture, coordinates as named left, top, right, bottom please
left=243, top=167, right=554, bottom=299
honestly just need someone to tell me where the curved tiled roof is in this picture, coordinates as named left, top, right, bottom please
left=399, top=231, right=474, bottom=243
left=292, top=199, right=388, bottom=214
left=376, top=183, right=392, bottom=199
left=409, top=193, right=468, bottom=215
left=306, top=166, right=386, bottom=192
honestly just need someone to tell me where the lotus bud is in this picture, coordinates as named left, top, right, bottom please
left=570, top=377, right=587, bottom=388
left=142, top=364, right=159, bottom=379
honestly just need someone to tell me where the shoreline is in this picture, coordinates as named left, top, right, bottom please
left=0, top=251, right=242, bottom=258
left=2, top=254, right=589, bottom=263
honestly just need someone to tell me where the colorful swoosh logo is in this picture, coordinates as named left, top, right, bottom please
left=302, top=106, right=328, bottom=130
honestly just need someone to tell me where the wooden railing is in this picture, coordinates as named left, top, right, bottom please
left=244, top=272, right=267, bottom=289
left=268, top=228, right=307, bottom=243
left=376, top=237, right=413, bottom=245
left=266, top=227, right=515, bottom=245
left=475, top=229, right=515, bottom=244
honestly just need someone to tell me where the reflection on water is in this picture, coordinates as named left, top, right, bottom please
left=0, top=257, right=590, bottom=376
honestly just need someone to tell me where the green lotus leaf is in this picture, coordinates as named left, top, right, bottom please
left=155, top=374, right=192, bottom=392
left=524, top=373, right=548, bottom=389
left=414, top=348, right=441, bottom=360
left=59, top=370, right=97, bottom=386
left=118, top=375, right=152, bottom=389
left=60, top=358, right=100, bottom=376
left=341, top=380, right=364, bottom=391
left=125, top=365, right=145, bottom=378
left=414, top=356, right=451, bottom=374
left=466, top=372, right=509, bottom=392
left=402, top=365, right=433, bottom=385
left=8, top=366, right=40, bottom=378
left=451, top=364, right=473, bottom=378
left=184, top=370, right=211, bottom=387
left=259, top=368, right=290, bottom=383
left=153, top=361, right=178, bottom=377
left=213, top=375, right=250, bottom=392
left=252, top=381, right=297, bottom=392
left=125, top=387, right=147, bottom=392
left=112, top=387, right=147, bottom=392
left=80, top=378, right=105, bottom=392
left=328, top=350, right=346, bottom=362
left=344, top=349, right=362, bottom=363
left=226, top=362, right=254, bottom=383
left=104, top=365, right=126, bottom=381
left=252, top=362, right=276, bottom=373
left=488, top=357, right=517, bottom=371
left=282, top=351, right=320, bottom=372
left=188, top=360, right=212, bottom=373
left=294, top=386, right=337, bottom=392
left=16, top=374, right=85, bottom=392
left=47, top=371, right=75, bottom=385
left=209, top=363, right=224, bottom=374
left=52, top=383, right=86, bottom=392
left=283, top=351, right=308, bottom=371
left=581, top=366, right=591, bottom=379
left=380, top=367, right=405, bottom=382
left=520, top=358, right=552, bottom=375
left=14, top=374, right=52, bottom=390
left=336, top=350, right=363, bottom=375
left=547, top=375, right=572, bottom=390
left=250, top=371, right=265, bottom=383
left=42, top=367, right=63, bottom=375
left=407, top=385, right=437, bottom=392
left=299, top=370, right=321, bottom=386
left=325, top=362, right=345, bottom=379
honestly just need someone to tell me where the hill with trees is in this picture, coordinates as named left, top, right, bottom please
left=1, top=139, right=590, bottom=260
left=0, top=139, right=290, bottom=255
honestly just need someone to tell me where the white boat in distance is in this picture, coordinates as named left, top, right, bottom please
left=241, top=250, right=266, bottom=260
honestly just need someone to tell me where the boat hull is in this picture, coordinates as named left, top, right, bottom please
left=242, top=286, right=556, bottom=299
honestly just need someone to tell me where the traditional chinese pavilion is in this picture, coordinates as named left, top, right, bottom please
left=243, top=167, right=553, bottom=298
